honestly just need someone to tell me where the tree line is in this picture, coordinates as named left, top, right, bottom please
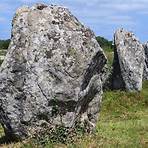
left=0, top=39, right=10, bottom=49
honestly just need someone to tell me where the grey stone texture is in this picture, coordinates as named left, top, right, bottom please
left=112, top=28, right=145, bottom=91
left=143, top=42, right=148, bottom=80
left=0, top=4, right=107, bottom=139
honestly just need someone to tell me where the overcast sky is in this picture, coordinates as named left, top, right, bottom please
left=0, top=0, right=148, bottom=42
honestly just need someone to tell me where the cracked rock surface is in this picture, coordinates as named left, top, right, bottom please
left=112, top=28, right=145, bottom=91
left=0, top=4, right=107, bottom=139
left=143, top=42, right=148, bottom=80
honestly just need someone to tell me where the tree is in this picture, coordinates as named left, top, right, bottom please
left=96, top=36, right=113, bottom=52
left=0, top=39, right=10, bottom=49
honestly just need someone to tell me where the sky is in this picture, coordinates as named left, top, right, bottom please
left=0, top=0, right=148, bottom=42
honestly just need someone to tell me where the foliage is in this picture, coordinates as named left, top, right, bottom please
left=0, top=39, right=10, bottom=50
left=21, top=123, right=86, bottom=147
left=105, top=51, right=114, bottom=67
left=96, top=36, right=113, bottom=52
left=0, top=39, right=9, bottom=66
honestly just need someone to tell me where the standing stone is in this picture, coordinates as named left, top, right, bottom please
left=112, top=28, right=145, bottom=91
left=143, top=42, right=148, bottom=80
left=0, top=4, right=107, bottom=139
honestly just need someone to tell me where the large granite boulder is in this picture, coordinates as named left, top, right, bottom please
left=143, top=42, right=148, bottom=80
left=0, top=4, right=107, bottom=139
left=112, top=28, right=145, bottom=91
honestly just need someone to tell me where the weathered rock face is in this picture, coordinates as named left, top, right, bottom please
left=0, top=4, right=107, bottom=139
left=143, top=42, right=148, bottom=80
left=112, top=29, right=145, bottom=91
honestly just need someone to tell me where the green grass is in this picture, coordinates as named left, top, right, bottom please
left=0, top=127, right=4, bottom=138
left=96, top=84, right=148, bottom=147
left=0, top=49, right=7, bottom=55
left=105, top=51, right=114, bottom=66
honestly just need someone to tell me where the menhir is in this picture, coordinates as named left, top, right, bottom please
left=143, top=42, right=148, bottom=80
left=0, top=4, right=107, bottom=140
left=112, top=28, right=145, bottom=91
